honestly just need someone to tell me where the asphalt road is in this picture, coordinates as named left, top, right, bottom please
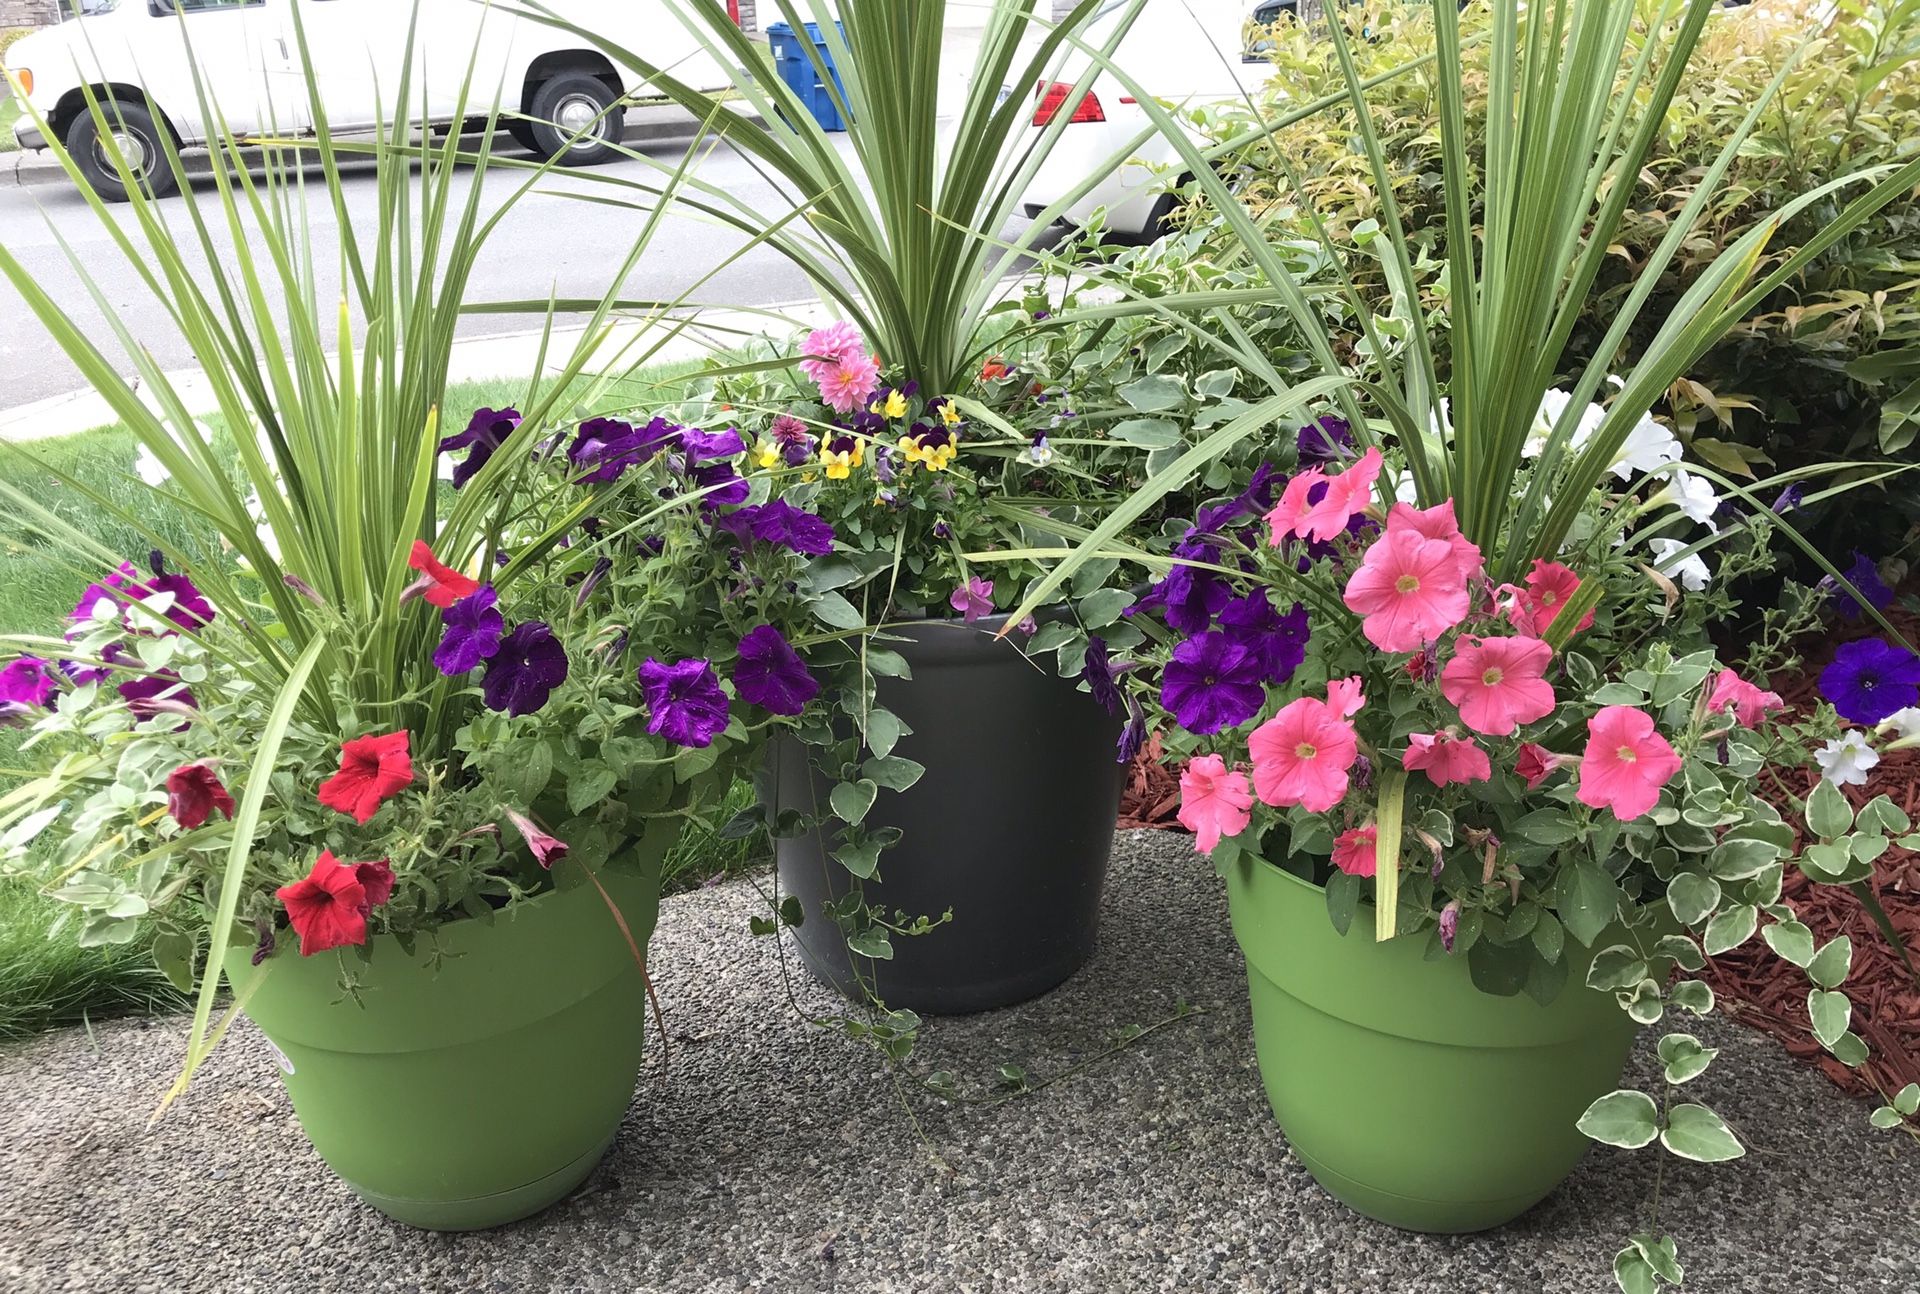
left=0, top=134, right=871, bottom=411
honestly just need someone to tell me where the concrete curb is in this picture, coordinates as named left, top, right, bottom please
left=4, top=102, right=765, bottom=190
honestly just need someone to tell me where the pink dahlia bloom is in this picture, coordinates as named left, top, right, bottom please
left=1331, top=823, right=1378, bottom=878
left=1266, top=446, right=1383, bottom=544
left=1403, top=730, right=1492, bottom=787
left=1576, top=705, right=1682, bottom=821
left=1248, top=696, right=1358, bottom=812
left=818, top=352, right=881, bottom=414
left=1439, top=635, right=1556, bottom=737
left=1177, top=754, right=1254, bottom=855
left=798, top=321, right=866, bottom=384
left=1343, top=528, right=1472, bottom=652
left=1706, top=669, right=1784, bottom=727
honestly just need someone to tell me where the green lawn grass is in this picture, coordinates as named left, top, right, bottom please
left=0, top=96, right=20, bottom=155
left=0, top=368, right=770, bottom=1038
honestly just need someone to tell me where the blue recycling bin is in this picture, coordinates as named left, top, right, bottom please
left=766, top=21, right=848, bottom=132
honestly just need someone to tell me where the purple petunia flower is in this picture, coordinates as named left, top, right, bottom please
left=1081, top=635, right=1121, bottom=715
left=1160, top=631, right=1265, bottom=735
left=717, top=499, right=836, bottom=556
left=1821, top=638, right=1920, bottom=725
left=481, top=622, right=570, bottom=717
left=435, top=585, right=506, bottom=676
left=1194, top=462, right=1281, bottom=535
left=1116, top=695, right=1147, bottom=765
left=0, top=656, right=60, bottom=724
left=733, top=625, right=820, bottom=717
left=680, top=427, right=746, bottom=462
left=639, top=657, right=730, bottom=748
left=1839, top=551, right=1895, bottom=620
left=1132, top=537, right=1230, bottom=635
left=117, top=670, right=197, bottom=725
left=691, top=460, right=751, bottom=508
left=574, top=557, right=614, bottom=610
left=950, top=576, right=995, bottom=624
left=1297, top=415, right=1354, bottom=466
left=82, top=561, right=216, bottom=634
left=1771, top=483, right=1806, bottom=515
left=442, top=407, right=523, bottom=489
left=1218, top=591, right=1309, bottom=686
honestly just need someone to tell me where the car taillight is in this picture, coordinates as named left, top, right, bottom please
left=1032, top=81, right=1104, bottom=127
left=10, top=69, right=30, bottom=98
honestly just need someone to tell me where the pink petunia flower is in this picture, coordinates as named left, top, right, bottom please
left=1326, top=675, right=1366, bottom=718
left=1439, top=635, right=1556, bottom=737
left=1248, top=696, right=1358, bottom=812
left=1383, top=498, right=1483, bottom=585
left=1514, top=741, right=1571, bottom=791
left=1343, top=528, right=1473, bottom=652
left=1576, top=705, right=1682, bottom=821
left=1177, top=754, right=1254, bottom=855
left=1266, top=446, right=1384, bottom=544
left=1403, top=730, right=1492, bottom=787
left=1331, top=823, right=1378, bottom=878
left=1520, top=560, right=1594, bottom=637
left=817, top=352, right=881, bottom=414
left=1705, top=669, right=1784, bottom=727
left=950, top=576, right=995, bottom=623
left=798, top=321, right=866, bottom=384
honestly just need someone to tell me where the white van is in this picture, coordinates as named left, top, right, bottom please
left=4, top=0, right=739, bottom=200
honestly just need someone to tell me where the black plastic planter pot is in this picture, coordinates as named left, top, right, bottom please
left=775, top=615, right=1124, bottom=1014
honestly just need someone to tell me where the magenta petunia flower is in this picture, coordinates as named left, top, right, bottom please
left=1267, top=446, right=1382, bottom=544
left=435, top=585, right=506, bottom=676
left=481, top=622, right=569, bottom=717
left=1248, top=696, right=1358, bottom=812
left=639, top=657, right=731, bottom=748
left=507, top=809, right=570, bottom=869
left=1439, top=635, right=1556, bottom=737
left=1576, top=706, right=1682, bottom=820
left=1403, top=730, right=1493, bottom=788
left=950, top=576, right=995, bottom=624
left=733, top=625, right=819, bottom=717
left=1177, top=753, right=1253, bottom=855
left=117, top=670, right=197, bottom=724
left=0, top=656, right=60, bottom=724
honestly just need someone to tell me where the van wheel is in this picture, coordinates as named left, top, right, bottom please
left=66, top=99, right=177, bottom=203
left=505, top=119, right=540, bottom=154
left=525, top=73, right=625, bottom=167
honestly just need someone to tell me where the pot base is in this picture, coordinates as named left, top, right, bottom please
left=1290, top=1145, right=1552, bottom=1236
left=345, top=1131, right=616, bottom=1232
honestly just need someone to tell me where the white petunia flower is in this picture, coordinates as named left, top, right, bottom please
left=1524, top=388, right=1606, bottom=459
left=1651, top=469, right=1721, bottom=531
left=1878, top=707, right=1920, bottom=744
left=245, top=491, right=284, bottom=565
left=1815, top=730, right=1880, bottom=787
left=1648, top=537, right=1711, bottom=592
left=133, top=443, right=171, bottom=487
left=1608, top=415, right=1684, bottom=482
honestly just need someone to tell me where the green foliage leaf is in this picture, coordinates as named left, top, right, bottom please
left=1807, top=779, right=1855, bottom=841
left=1558, top=860, right=1620, bottom=948
left=1660, top=1103, right=1744, bottom=1163
left=1656, top=1033, right=1718, bottom=1085
left=1578, top=1089, right=1659, bottom=1149
left=1108, top=417, right=1183, bottom=448
left=566, top=766, right=619, bottom=814
left=811, top=591, right=867, bottom=631
left=829, top=779, right=879, bottom=826
left=846, top=926, right=894, bottom=960
left=1668, top=979, right=1715, bottom=1015
left=1325, top=870, right=1361, bottom=936
left=1117, top=375, right=1187, bottom=413
left=1809, top=988, right=1853, bottom=1050
left=1666, top=872, right=1721, bottom=927
left=1702, top=904, right=1758, bottom=955
left=866, top=709, right=907, bottom=760
left=862, top=755, right=926, bottom=792
left=1761, top=919, right=1815, bottom=968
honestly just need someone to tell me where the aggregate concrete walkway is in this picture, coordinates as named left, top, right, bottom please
left=2, top=832, right=1917, bottom=1293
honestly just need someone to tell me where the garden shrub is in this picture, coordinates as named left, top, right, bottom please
left=1200, top=0, right=1920, bottom=547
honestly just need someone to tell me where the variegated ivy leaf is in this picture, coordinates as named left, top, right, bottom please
left=1661, top=1103, right=1744, bottom=1162
left=1578, top=1089, right=1659, bottom=1149
left=1656, top=1033, right=1718, bottom=1085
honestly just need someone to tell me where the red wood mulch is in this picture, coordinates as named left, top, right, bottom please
left=1115, top=607, right=1920, bottom=1103
left=1702, top=607, right=1920, bottom=1102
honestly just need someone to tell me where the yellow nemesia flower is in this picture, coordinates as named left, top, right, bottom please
left=938, top=401, right=962, bottom=427
left=897, top=435, right=929, bottom=467
left=754, top=440, right=782, bottom=470
left=924, top=443, right=956, bottom=471
left=882, top=390, right=909, bottom=419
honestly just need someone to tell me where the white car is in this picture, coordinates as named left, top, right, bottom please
left=4, top=0, right=739, bottom=201
left=1018, top=0, right=1270, bottom=241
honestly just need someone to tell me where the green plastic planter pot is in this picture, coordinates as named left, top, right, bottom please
left=223, top=820, right=678, bottom=1231
left=1225, top=853, right=1640, bottom=1234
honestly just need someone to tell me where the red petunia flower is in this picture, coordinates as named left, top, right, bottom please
left=276, top=851, right=370, bottom=956
left=507, top=809, right=569, bottom=869
left=164, top=760, right=234, bottom=829
left=980, top=357, right=1009, bottom=381
left=407, top=541, right=481, bottom=609
left=354, top=859, right=396, bottom=910
left=317, top=730, right=415, bottom=824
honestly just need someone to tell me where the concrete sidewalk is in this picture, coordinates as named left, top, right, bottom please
left=1, top=831, right=1915, bottom=1292
left=0, top=303, right=832, bottom=445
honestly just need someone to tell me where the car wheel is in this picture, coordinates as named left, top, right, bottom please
left=525, top=73, right=626, bottom=167
left=65, top=99, right=176, bottom=203
left=505, top=119, right=541, bottom=154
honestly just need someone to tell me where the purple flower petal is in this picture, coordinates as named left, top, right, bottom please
left=435, top=586, right=506, bottom=676
left=481, top=622, right=569, bottom=717
left=733, top=625, right=819, bottom=717
left=639, top=657, right=730, bottom=748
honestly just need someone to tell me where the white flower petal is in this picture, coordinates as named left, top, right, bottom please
left=1648, top=537, right=1711, bottom=592
left=1815, top=732, right=1880, bottom=787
